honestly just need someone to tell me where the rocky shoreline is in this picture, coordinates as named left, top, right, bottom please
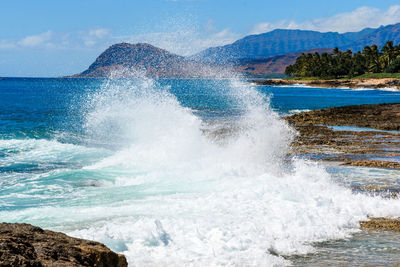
left=286, top=102, right=400, bottom=238
left=2, top=104, right=400, bottom=265
left=286, top=103, right=400, bottom=169
left=0, top=223, right=127, bottom=266
left=252, top=78, right=400, bottom=90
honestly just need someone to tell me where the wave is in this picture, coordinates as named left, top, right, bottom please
left=2, top=70, right=400, bottom=265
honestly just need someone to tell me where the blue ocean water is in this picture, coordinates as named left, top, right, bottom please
left=1, top=77, right=400, bottom=265
left=2, top=78, right=400, bottom=141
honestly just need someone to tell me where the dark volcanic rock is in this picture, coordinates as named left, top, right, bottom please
left=286, top=103, right=400, bottom=131
left=286, top=103, right=400, bottom=169
left=0, top=223, right=127, bottom=267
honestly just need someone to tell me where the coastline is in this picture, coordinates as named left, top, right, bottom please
left=286, top=103, right=400, bottom=169
left=286, top=103, right=400, bottom=242
left=252, top=78, right=400, bottom=90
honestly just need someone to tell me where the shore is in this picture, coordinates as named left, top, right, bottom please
left=286, top=103, right=400, bottom=243
left=286, top=103, right=400, bottom=169
left=252, top=78, right=400, bottom=90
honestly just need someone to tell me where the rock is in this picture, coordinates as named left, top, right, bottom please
left=286, top=103, right=400, bottom=131
left=0, top=223, right=127, bottom=267
left=342, top=160, right=400, bottom=169
left=251, top=79, right=296, bottom=86
left=285, top=103, right=400, bottom=169
left=360, top=217, right=400, bottom=232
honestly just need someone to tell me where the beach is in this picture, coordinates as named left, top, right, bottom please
left=252, top=78, right=400, bottom=90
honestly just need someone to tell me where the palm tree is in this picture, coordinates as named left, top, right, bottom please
left=381, top=41, right=395, bottom=69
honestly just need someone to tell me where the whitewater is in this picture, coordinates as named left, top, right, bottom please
left=2, top=73, right=400, bottom=266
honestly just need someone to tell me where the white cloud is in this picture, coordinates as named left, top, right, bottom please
left=0, top=28, right=112, bottom=50
left=18, top=31, right=53, bottom=47
left=1, top=5, right=400, bottom=55
left=88, top=28, right=110, bottom=38
left=251, top=5, right=400, bottom=34
left=0, top=40, right=16, bottom=49
left=83, top=28, right=111, bottom=47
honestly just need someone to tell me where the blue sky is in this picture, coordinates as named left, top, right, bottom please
left=1, top=0, right=400, bottom=77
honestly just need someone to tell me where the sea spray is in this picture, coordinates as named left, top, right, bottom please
left=2, top=71, right=400, bottom=266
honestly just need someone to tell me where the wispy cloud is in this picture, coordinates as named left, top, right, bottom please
left=82, top=28, right=111, bottom=47
left=18, top=31, right=53, bottom=47
left=1, top=5, right=400, bottom=55
left=251, top=5, right=400, bottom=34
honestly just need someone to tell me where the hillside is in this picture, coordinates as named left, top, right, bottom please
left=234, top=48, right=333, bottom=76
left=75, top=43, right=224, bottom=78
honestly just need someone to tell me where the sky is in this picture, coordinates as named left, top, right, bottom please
left=1, top=0, right=400, bottom=77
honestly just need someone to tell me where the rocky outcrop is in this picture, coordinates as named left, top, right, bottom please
left=286, top=103, right=400, bottom=169
left=342, top=160, right=400, bottom=169
left=0, top=223, right=127, bottom=267
left=286, top=103, right=400, bottom=131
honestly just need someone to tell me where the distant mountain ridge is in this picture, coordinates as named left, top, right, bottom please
left=194, top=23, right=400, bottom=63
left=74, top=23, right=400, bottom=77
left=346, top=23, right=400, bottom=51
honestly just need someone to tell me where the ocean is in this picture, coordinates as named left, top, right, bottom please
left=2, top=75, right=400, bottom=265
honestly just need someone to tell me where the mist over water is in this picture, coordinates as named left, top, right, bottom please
left=2, top=71, right=400, bottom=265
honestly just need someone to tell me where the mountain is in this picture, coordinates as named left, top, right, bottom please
left=346, top=23, right=400, bottom=51
left=74, top=23, right=400, bottom=78
left=194, top=23, right=400, bottom=63
left=194, top=29, right=355, bottom=62
left=234, top=48, right=333, bottom=76
left=75, top=43, right=224, bottom=78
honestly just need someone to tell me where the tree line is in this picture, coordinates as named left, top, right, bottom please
left=285, top=41, right=400, bottom=78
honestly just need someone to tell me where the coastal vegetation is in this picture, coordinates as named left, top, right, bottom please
left=285, top=41, right=400, bottom=78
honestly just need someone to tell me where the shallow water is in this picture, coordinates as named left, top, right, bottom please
left=2, top=76, right=400, bottom=265
left=328, top=125, right=400, bottom=134
left=289, top=230, right=400, bottom=266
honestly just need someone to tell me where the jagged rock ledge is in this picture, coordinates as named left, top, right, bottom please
left=286, top=103, right=400, bottom=169
left=286, top=103, right=400, bottom=131
left=252, top=78, right=400, bottom=90
left=0, top=223, right=127, bottom=267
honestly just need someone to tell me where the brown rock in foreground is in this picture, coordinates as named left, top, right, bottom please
left=0, top=223, right=127, bottom=267
left=360, top=218, right=400, bottom=232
